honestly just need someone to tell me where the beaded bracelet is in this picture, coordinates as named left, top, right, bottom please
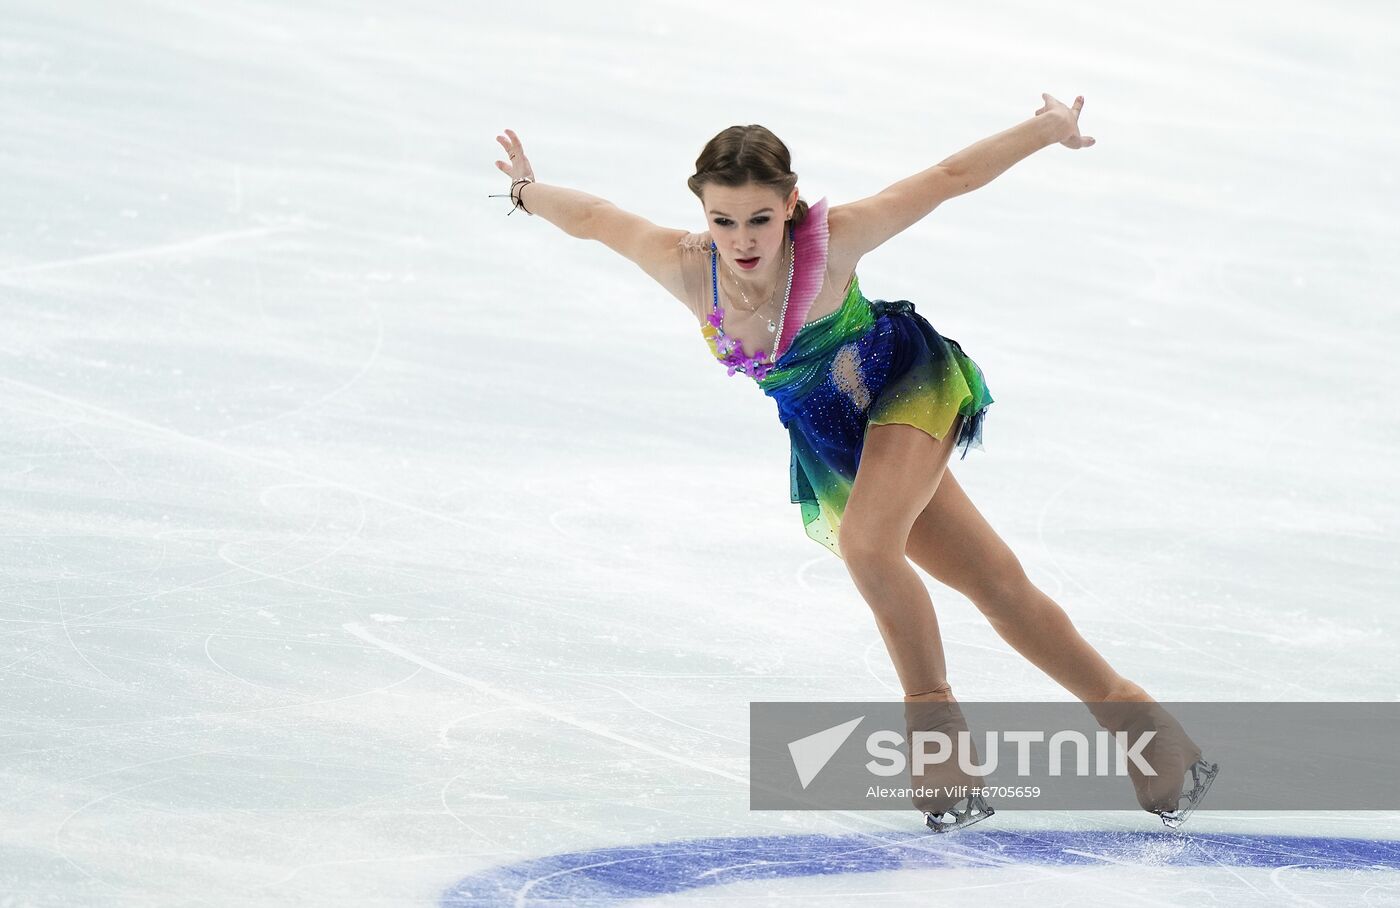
left=487, top=178, right=535, bottom=216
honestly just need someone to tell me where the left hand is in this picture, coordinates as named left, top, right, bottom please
left=1035, top=93, right=1095, bottom=149
left=493, top=128, right=537, bottom=184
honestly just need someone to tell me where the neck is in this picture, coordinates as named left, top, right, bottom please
left=725, top=234, right=790, bottom=300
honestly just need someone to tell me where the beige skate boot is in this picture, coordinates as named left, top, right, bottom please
left=904, top=689, right=995, bottom=833
left=1087, top=693, right=1219, bottom=828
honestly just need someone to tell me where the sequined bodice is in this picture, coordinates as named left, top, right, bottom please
left=704, top=302, right=776, bottom=378
left=703, top=275, right=853, bottom=375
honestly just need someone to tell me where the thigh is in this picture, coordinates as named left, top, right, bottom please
left=841, top=415, right=964, bottom=558
left=905, top=467, right=1027, bottom=600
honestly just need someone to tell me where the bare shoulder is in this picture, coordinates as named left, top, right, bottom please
left=825, top=202, right=862, bottom=287
left=826, top=174, right=954, bottom=263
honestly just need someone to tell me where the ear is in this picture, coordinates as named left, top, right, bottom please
left=787, top=186, right=799, bottom=217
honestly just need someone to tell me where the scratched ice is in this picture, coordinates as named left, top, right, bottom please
left=1, top=0, right=1398, bottom=906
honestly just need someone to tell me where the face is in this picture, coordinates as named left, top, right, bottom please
left=701, top=183, right=799, bottom=276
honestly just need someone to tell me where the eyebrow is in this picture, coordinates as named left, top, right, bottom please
left=708, top=207, right=774, bottom=217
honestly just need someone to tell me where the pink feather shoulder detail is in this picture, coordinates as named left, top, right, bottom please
left=774, top=196, right=829, bottom=361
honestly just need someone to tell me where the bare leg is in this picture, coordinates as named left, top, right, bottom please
left=902, top=466, right=1204, bottom=817
left=839, top=417, right=965, bottom=697
left=903, top=468, right=1146, bottom=702
left=841, top=416, right=999, bottom=823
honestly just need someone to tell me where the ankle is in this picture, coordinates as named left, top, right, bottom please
left=904, top=683, right=955, bottom=703
left=1092, top=677, right=1151, bottom=703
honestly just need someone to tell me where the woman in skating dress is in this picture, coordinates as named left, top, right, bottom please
left=489, top=94, right=1215, bottom=831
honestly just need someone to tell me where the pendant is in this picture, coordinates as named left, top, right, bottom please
left=767, top=319, right=777, bottom=333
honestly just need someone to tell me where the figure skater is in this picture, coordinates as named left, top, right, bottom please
left=489, top=93, right=1216, bottom=831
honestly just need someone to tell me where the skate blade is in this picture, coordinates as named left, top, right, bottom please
left=924, top=793, right=995, bottom=834
left=1159, top=758, right=1219, bottom=830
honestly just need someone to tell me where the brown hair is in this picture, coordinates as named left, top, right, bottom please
left=687, top=125, right=809, bottom=230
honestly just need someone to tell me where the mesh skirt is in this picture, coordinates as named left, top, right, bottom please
left=756, top=276, right=994, bottom=560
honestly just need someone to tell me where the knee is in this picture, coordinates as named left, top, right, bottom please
left=838, top=527, right=904, bottom=579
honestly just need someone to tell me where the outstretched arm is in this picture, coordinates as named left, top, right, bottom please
left=831, top=93, right=1094, bottom=259
left=507, top=181, right=607, bottom=238
left=491, top=128, right=607, bottom=238
left=490, top=128, right=690, bottom=304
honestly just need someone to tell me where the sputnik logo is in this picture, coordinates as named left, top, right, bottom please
left=787, top=716, right=864, bottom=789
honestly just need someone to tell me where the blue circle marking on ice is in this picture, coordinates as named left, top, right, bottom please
left=441, top=831, right=1400, bottom=906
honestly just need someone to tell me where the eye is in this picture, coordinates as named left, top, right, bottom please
left=752, top=216, right=770, bottom=225
left=714, top=217, right=733, bottom=227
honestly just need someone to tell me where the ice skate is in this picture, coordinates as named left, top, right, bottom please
left=1158, top=757, right=1220, bottom=829
left=923, top=790, right=995, bottom=833
left=904, top=694, right=996, bottom=833
left=1087, top=698, right=1218, bottom=828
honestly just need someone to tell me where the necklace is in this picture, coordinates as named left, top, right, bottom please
left=708, top=222, right=797, bottom=366
left=722, top=235, right=790, bottom=319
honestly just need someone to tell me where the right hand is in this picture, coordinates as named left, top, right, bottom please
left=493, top=128, right=536, bottom=184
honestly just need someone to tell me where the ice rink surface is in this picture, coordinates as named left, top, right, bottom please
left=2, top=0, right=1398, bottom=904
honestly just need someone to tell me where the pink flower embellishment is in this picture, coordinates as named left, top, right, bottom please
left=707, top=304, right=778, bottom=380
